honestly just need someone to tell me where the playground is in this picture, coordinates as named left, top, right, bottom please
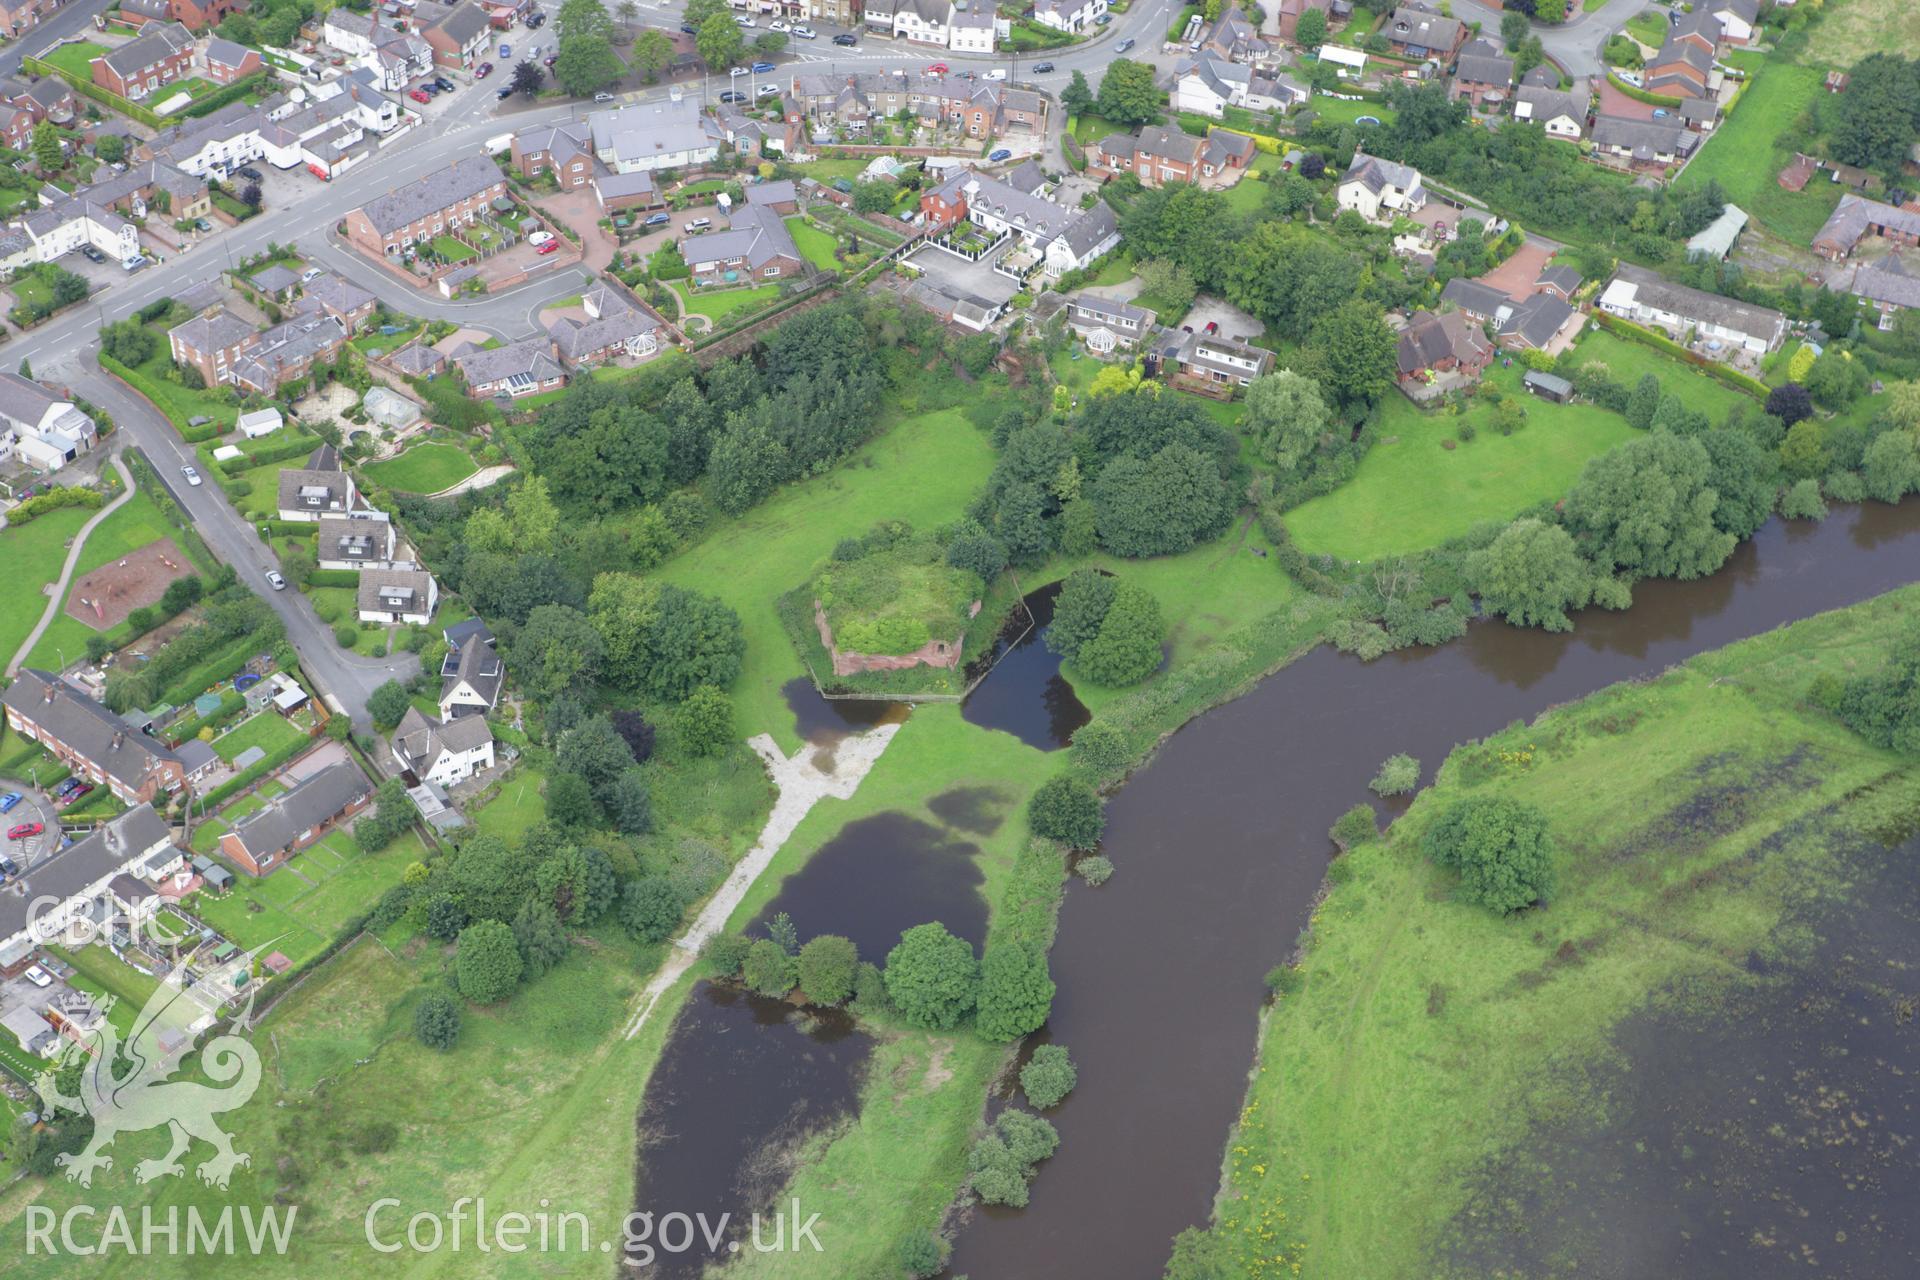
left=63, top=536, right=194, bottom=631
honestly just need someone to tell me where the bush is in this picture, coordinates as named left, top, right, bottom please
left=1781, top=477, right=1827, bottom=521
left=1068, top=720, right=1129, bottom=775
left=967, top=1109, right=1060, bottom=1208
left=796, top=934, right=858, bottom=1005
left=1330, top=803, right=1377, bottom=851
left=334, top=623, right=359, bottom=648
left=674, top=684, right=734, bottom=758
left=702, top=932, right=753, bottom=978
left=1264, top=964, right=1303, bottom=997
left=620, top=877, right=683, bottom=944
left=1020, top=1043, right=1078, bottom=1109
left=1834, top=619, right=1920, bottom=753
left=1369, top=753, right=1421, bottom=796
left=1028, top=775, right=1105, bottom=849
left=413, top=992, right=461, bottom=1050
left=1076, top=854, right=1114, bottom=886
left=455, top=920, right=523, bottom=1003
left=884, top=922, right=980, bottom=1030
left=367, top=680, right=411, bottom=731
left=898, top=1233, right=951, bottom=1279
left=1420, top=796, right=1556, bottom=914
left=975, top=943, right=1055, bottom=1042
left=743, top=938, right=798, bottom=998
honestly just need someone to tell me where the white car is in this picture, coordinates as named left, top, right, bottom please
left=734, top=13, right=755, bottom=25
left=266, top=570, right=287, bottom=591
left=181, top=464, right=202, bottom=486
left=528, top=230, right=555, bottom=247
left=769, top=19, right=790, bottom=31
left=729, top=65, right=749, bottom=77
left=793, top=24, right=816, bottom=38
left=984, top=69, right=1007, bottom=80
left=300, top=266, right=324, bottom=283
left=23, top=966, right=50, bottom=988
left=757, top=83, right=779, bottom=98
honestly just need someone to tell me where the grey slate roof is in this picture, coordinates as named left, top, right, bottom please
left=204, top=38, right=257, bottom=70
left=1591, top=115, right=1699, bottom=158
left=1453, top=52, right=1513, bottom=87
left=99, top=22, right=192, bottom=79
left=441, top=633, right=504, bottom=711
left=1535, top=262, right=1583, bottom=295
left=170, top=306, right=255, bottom=355
left=426, top=2, right=491, bottom=46
left=392, top=706, right=492, bottom=774
left=1496, top=293, right=1575, bottom=348
left=589, top=98, right=722, bottom=167
left=357, top=568, right=436, bottom=614
left=317, top=516, right=391, bottom=564
left=745, top=179, right=797, bottom=207
left=1813, top=193, right=1920, bottom=255
left=1385, top=4, right=1462, bottom=50
left=1439, top=276, right=1510, bottom=319
left=1850, top=261, right=1920, bottom=311
left=355, top=156, right=502, bottom=236
left=1396, top=309, right=1490, bottom=374
left=226, top=760, right=372, bottom=862
left=1515, top=84, right=1585, bottom=130
left=0, top=803, right=173, bottom=945
left=684, top=203, right=801, bottom=273
left=387, top=340, right=446, bottom=376
left=0, top=671, right=181, bottom=796
left=1611, top=262, right=1787, bottom=344
left=250, top=264, right=300, bottom=294
left=1343, top=150, right=1422, bottom=195
left=453, top=337, right=563, bottom=387
left=278, top=466, right=353, bottom=515
left=302, top=271, right=376, bottom=318
left=1056, top=202, right=1118, bottom=260
left=443, top=617, right=494, bottom=649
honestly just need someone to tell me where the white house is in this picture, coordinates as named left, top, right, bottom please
left=0, top=372, right=96, bottom=473
left=439, top=633, right=504, bottom=719
left=1043, top=203, right=1120, bottom=277
left=893, top=0, right=950, bottom=44
left=323, top=10, right=434, bottom=90
left=316, top=513, right=398, bottom=571
left=0, top=805, right=175, bottom=954
left=947, top=1, right=997, bottom=52
left=0, top=195, right=140, bottom=275
left=391, top=707, right=494, bottom=788
left=1032, top=0, right=1106, bottom=34
left=1598, top=263, right=1786, bottom=355
left=1710, top=0, right=1759, bottom=45
left=1513, top=84, right=1586, bottom=140
left=590, top=98, right=723, bottom=175
left=1173, top=53, right=1252, bottom=119
left=1336, top=151, right=1426, bottom=222
left=357, top=568, right=438, bottom=625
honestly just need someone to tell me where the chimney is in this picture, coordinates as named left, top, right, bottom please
left=111, top=730, right=125, bottom=751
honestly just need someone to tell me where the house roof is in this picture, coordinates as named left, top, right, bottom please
left=226, top=760, right=372, bottom=861
left=0, top=672, right=182, bottom=795
left=1178, top=331, right=1275, bottom=379
left=547, top=290, right=660, bottom=362
left=354, top=156, right=502, bottom=235
left=444, top=617, right=494, bottom=649
left=745, top=178, right=797, bottom=207
left=1514, top=84, right=1585, bottom=128
left=1524, top=369, right=1574, bottom=396
left=684, top=203, right=801, bottom=272
left=1453, top=52, right=1513, bottom=87
left=204, top=38, right=258, bottom=69
left=1056, top=203, right=1118, bottom=260
left=277, top=465, right=351, bottom=513
left=1650, top=35, right=1714, bottom=75
left=1536, top=262, right=1583, bottom=294
left=1439, top=276, right=1510, bottom=319
left=357, top=567, right=436, bottom=613
left=1717, top=0, right=1758, bottom=21
left=1385, top=5, right=1461, bottom=50
left=0, top=803, right=173, bottom=945
left=1342, top=150, right=1422, bottom=195
left=317, top=515, right=391, bottom=562
left=387, top=339, right=446, bottom=376
left=301, top=271, right=376, bottom=317
left=426, top=2, right=491, bottom=46
left=1669, top=8, right=1722, bottom=45
left=1814, top=193, right=1920, bottom=255
left=1850, top=260, right=1920, bottom=311
left=1685, top=203, right=1748, bottom=259
left=1609, top=262, right=1786, bottom=344
left=1071, top=294, right=1155, bottom=327
left=251, top=264, right=300, bottom=293
left=1591, top=114, right=1699, bottom=157
left=98, top=22, right=192, bottom=78
left=453, top=337, right=564, bottom=387
left=589, top=97, right=722, bottom=166
left=441, top=633, right=504, bottom=709
left=1520, top=64, right=1559, bottom=88
left=170, top=306, right=256, bottom=355
left=1496, top=293, right=1575, bottom=348
left=392, top=706, right=492, bottom=773
left=1396, top=308, right=1490, bottom=374
left=0, top=370, right=71, bottom=433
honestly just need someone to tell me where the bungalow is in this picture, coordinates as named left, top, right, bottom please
left=1337, top=151, right=1426, bottom=222
left=1598, top=262, right=1787, bottom=354
left=1396, top=308, right=1493, bottom=385
left=452, top=337, right=566, bottom=398
left=904, top=279, right=1003, bottom=332
left=1383, top=5, right=1464, bottom=60
left=1449, top=44, right=1513, bottom=108
left=683, top=204, right=807, bottom=285
left=440, top=632, right=504, bottom=718
left=0, top=372, right=95, bottom=473
left=316, top=514, right=398, bottom=571
left=1066, top=295, right=1158, bottom=352
left=1590, top=115, right=1700, bottom=168
left=546, top=283, right=663, bottom=367
left=91, top=22, right=195, bottom=100
left=1812, top=194, right=1920, bottom=261
left=219, top=760, right=374, bottom=877
left=1, top=672, right=187, bottom=805
left=357, top=567, right=439, bottom=626
left=390, top=708, right=495, bottom=788
left=1513, top=84, right=1587, bottom=140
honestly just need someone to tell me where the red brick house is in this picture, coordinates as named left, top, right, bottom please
left=218, top=760, right=373, bottom=877
left=91, top=22, right=195, bottom=100
left=1644, top=35, right=1712, bottom=98
left=343, top=155, right=507, bottom=258
left=0, top=0, right=57, bottom=42
left=421, top=2, right=493, bottom=69
left=1, top=671, right=188, bottom=806
left=1396, top=309, right=1493, bottom=387
left=117, top=0, right=247, bottom=30
left=510, top=122, right=592, bottom=189
left=203, top=38, right=264, bottom=85
left=1088, top=124, right=1255, bottom=189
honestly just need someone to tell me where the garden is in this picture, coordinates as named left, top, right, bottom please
left=668, top=279, right=782, bottom=322
left=210, top=709, right=307, bottom=764
left=363, top=441, right=480, bottom=494
left=785, top=216, right=842, bottom=271
left=1674, top=58, right=1842, bottom=245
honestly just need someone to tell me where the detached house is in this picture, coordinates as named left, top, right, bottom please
left=440, top=633, right=504, bottom=719
left=276, top=445, right=358, bottom=521
left=220, top=760, right=374, bottom=877
left=420, top=2, right=493, bottom=70
left=1710, top=0, right=1760, bottom=45
left=1383, top=4, right=1463, bottom=59
left=1644, top=34, right=1713, bottom=99
left=683, top=203, right=807, bottom=285
left=1165, top=331, right=1274, bottom=393
left=1591, top=115, right=1700, bottom=169
left=91, top=22, right=194, bottom=100
left=547, top=283, right=663, bottom=367
left=1090, top=124, right=1255, bottom=189
left=357, top=568, right=439, bottom=626
left=0, top=372, right=96, bottom=473
left=1337, top=151, right=1426, bottom=222
left=451, top=337, right=566, bottom=399
left=1598, top=262, right=1786, bottom=354
left=1032, top=0, right=1105, bottom=34
left=2, top=671, right=187, bottom=805
left=317, top=514, right=397, bottom=570
left=202, top=38, right=264, bottom=86
left=1449, top=43, right=1513, bottom=108
left=1067, top=295, right=1157, bottom=352
left=1514, top=83, right=1588, bottom=140
left=390, top=708, right=495, bottom=788
left=1396, top=309, right=1493, bottom=386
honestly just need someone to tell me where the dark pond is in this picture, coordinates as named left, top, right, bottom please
left=781, top=676, right=907, bottom=745
left=748, top=811, right=990, bottom=960
left=962, top=581, right=1092, bottom=750
left=1445, top=832, right=1920, bottom=1278
left=948, top=500, right=1920, bottom=1279
left=628, top=983, right=869, bottom=1278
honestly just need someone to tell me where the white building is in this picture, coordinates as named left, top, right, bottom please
left=946, top=0, right=998, bottom=52
left=1317, top=44, right=1368, bottom=76
left=357, top=567, right=438, bottom=625
left=0, top=805, right=176, bottom=954
left=236, top=407, right=283, bottom=438
left=1173, top=53, right=1251, bottom=119
left=1710, top=0, right=1759, bottom=45
left=590, top=98, right=723, bottom=175
left=1513, top=84, right=1586, bottom=140
left=391, top=707, right=494, bottom=788
left=1336, top=151, right=1426, bottom=222
left=323, top=10, right=434, bottom=90
left=1043, top=202, right=1120, bottom=276
left=0, top=372, right=96, bottom=473
left=1032, top=0, right=1105, bottom=33
left=1598, top=263, right=1787, bottom=355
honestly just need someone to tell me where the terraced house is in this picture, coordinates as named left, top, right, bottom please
left=90, top=21, right=195, bottom=100
left=1, top=671, right=188, bottom=805
left=343, top=156, right=507, bottom=258
left=789, top=72, right=1047, bottom=141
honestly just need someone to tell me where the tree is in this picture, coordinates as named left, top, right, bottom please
left=558, top=715, right=635, bottom=800
left=455, top=920, right=524, bottom=1003
left=354, top=777, right=417, bottom=853
left=1500, top=9, right=1528, bottom=49
left=744, top=937, right=798, bottom=997
left=31, top=120, right=60, bottom=173
left=1061, top=70, right=1095, bottom=116
left=512, top=899, right=571, bottom=979
left=1699, top=427, right=1777, bottom=539
left=632, top=28, right=673, bottom=81
left=50, top=270, right=86, bottom=308
left=1244, top=370, right=1330, bottom=473
left=414, top=993, right=461, bottom=1050
left=1778, top=419, right=1830, bottom=480
left=608, top=766, right=653, bottom=835
left=1135, top=258, right=1197, bottom=314
left=611, top=708, right=655, bottom=763
left=796, top=934, right=858, bottom=1005
left=967, top=1109, right=1059, bottom=1207
left=668, top=684, right=734, bottom=758
left=1830, top=53, right=1920, bottom=174
left=1045, top=569, right=1117, bottom=662
left=1563, top=433, right=1736, bottom=581
left=1074, top=581, right=1165, bottom=687
left=1834, top=619, right=1920, bottom=753
left=1420, top=796, right=1556, bottom=914
left=616, top=0, right=640, bottom=28
left=642, top=586, right=745, bottom=701
left=1781, top=477, right=1828, bottom=521
left=1765, top=381, right=1813, bottom=428
left=101, top=320, right=156, bottom=366
left=681, top=0, right=731, bottom=25
left=240, top=182, right=262, bottom=210
left=366, top=680, right=411, bottom=730
left=898, top=1233, right=951, bottom=1280
left=852, top=179, right=899, bottom=214
left=1862, top=430, right=1920, bottom=503
left=516, top=603, right=605, bottom=701
left=559, top=0, right=614, bottom=36
left=511, top=59, right=545, bottom=97
left=1806, top=349, right=1869, bottom=408
left=884, top=922, right=980, bottom=1030
left=1020, top=1043, right=1077, bottom=1109
left=1624, top=372, right=1662, bottom=429
left=1091, top=445, right=1235, bottom=558
left=1307, top=300, right=1397, bottom=407
left=1296, top=7, right=1327, bottom=46
left=620, top=877, right=683, bottom=943
left=696, top=12, right=745, bottom=70
left=704, top=932, right=753, bottom=977
left=1370, top=753, right=1421, bottom=796
left=1468, top=518, right=1595, bottom=632
left=95, top=134, right=125, bottom=165
left=975, top=944, right=1055, bottom=1042
left=545, top=771, right=597, bottom=828
left=1028, top=775, right=1104, bottom=849
left=425, top=894, right=468, bottom=941
left=1095, top=59, right=1162, bottom=126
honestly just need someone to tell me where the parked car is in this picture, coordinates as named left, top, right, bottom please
left=1096, top=10, right=1112, bottom=21
left=266, top=570, right=287, bottom=590
left=8, top=823, right=43, bottom=840
left=734, top=13, right=755, bottom=25
left=0, top=794, right=19, bottom=813
left=59, top=783, right=92, bottom=806
left=435, top=76, right=455, bottom=92
left=410, top=88, right=432, bottom=103
left=644, top=211, right=671, bottom=227
left=988, top=148, right=1012, bottom=162
left=1651, top=107, right=1669, bottom=119
left=984, top=69, right=1007, bottom=80
left=757, top=83, right=779, bottom=98
left=684, top=217, right=712, bottom=233
left=681, top=22, right=698, bottom=33
left=476, top=62, right=493, bottom=78
left=121, top=254, right=148, bottom=272
left=301, top=266, right=324, bottom=283
left=1204, top=320, right=1219, bottom=334
left=497, top=85, right=514, bottom=99
left=718, top=90, right=744, bottom=103
left=1031, top=61, right=1054, bottom=73
left=79, top=245, right=104, bottom=263
left=528, top=10, right=545, bottom=26
left=499, top=42, right=511, bottom=57
left=594, top=91, right=615, bottom=102
left=181, top=464, right=202, bottom=486
left=1114, top=37, right=1134, bottom=52
left=528, top=229, right=555, bottom=246
left=23, top=966, right=50, bottom=988
left=752, top=61, right=775, bottom=72
left=833, top=33, right=857, bottom=46
left=926, top=62, right=948, bottom=75
left=53, top=779, right=81, bottom=799
left=794, top=24, right=816, bottom=38
left=544, top=54, right=557, bottom=65
left=729, top=65, right=749, bottom=76
left=769, top=19, right=790, bottom=31
left=238, top=165, right=263, bottom=181
left=0, top=856, right=19, bottom=876
left=536, top=239, right=560, bottom=254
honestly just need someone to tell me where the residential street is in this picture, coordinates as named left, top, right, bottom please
left=1447, top=0, right=1648, bottom=79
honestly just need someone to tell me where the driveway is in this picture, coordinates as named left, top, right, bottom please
left=1476, top=236, right=1558, bottom=301
left=903, top=244, right=1021, bottom=306
left=1182, top=296, right=1263, bottom=345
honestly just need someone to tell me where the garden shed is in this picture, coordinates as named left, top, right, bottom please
left=1522, top=369, right=1574, bottom=403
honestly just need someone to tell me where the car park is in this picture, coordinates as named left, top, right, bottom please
left=1115, top=36, right=1134, bottom=51
left=477, top=62, right=493, bottom=78
left=753, top=61, right=775, bottom=72
left=1032, top=61, right=1054, bottom=73
left=182, top=464, right=202, bottom=486
left=644, top=211, right=671, bottom=226
left=0, top=794, right=18, bottom=813
left=23, top=967, right=50, bottom=988
left=988, top=148, right=1012, bottom=161
left=833, top=32, right=857, bottom=45
left=794, top=24, right=815, bottom=37
left=8, top=823, right=43, bottom=840
left=266, top=570, right=287, bottom=590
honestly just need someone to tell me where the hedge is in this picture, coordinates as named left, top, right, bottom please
left=6, top=485, right=102, bottom=524
left=155, top=631, right=269, bottom=710
left=180, top=419, right=226, bottom=444
left=1590, top=310, right=1770, bottom=398
left=265, top=519, right=319, bottom=537
left=216, top=432, right=320, bottom=475
left=308, top=568, right=362, bottom=589
left=1606, top=71, right=1684, bottom=108
left=182, top=71, right=271, bottom=120
left=195, top=734, right=314, bottom=812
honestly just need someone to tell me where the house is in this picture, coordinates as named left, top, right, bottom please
left=323, top=9, right=435, bottom=90
left=1090, top=124, right=1255, bottom=189
left=343, top=156, right=507, bottom=259
left=1494, top=293, right=1580, bottom=352
left=1066, top=295, right=1158, bottom=352
left=202, top=38, right=264, bottom=86
left=420, top=2, right=494, bottom=69
left=1383, top=4, right=1463, bottom=59
left=589, top=98, right=723, bottom=175
left=946, top=1, right=996, bottom=53
left=1513, top=83, right=1587, bottom=139
left=1396, top=309, right=1493, bottom=385
left=1, top=673, right=187, bottom=805
left=590, top=168, right=662, bottom=213
left=1167, top=330, right=1275, bottom=392
left=1045, top=203, right=1121, bottom=276
left=1666, top=8, right=1722, bottom=55
left=0, top=372, right=95, bottom=473
left=1812, top=194, right=1920, bottom=261
left=169, top=307, right=348, bottom=395
left=1032, top=0, right=1105, bottom=33
left=451, top=337, right=566, bottom=398
left=440, top=632, right=504, bottom=718
left=1590, top=115, right=1700, bottom=168
left=1275, top=0, right=1331, bottom=41
left=0, top=804, right=175, bottom=953
left=298, top=272, right=378, bottom=333
left=1523, top=369, right=1574, bottom=403
left=1337, top=151, right=1426, bottom=222
left=356, top=568, right=439, bottom=625
left=787, top=73, right=1047, bottom=142
left=920, top=165, right=1119, bottom=278
left=236, top=407, right=283, bottom=438
left=115, top=0, right=245, bottom=30
left=745, top=179, right=800, bottom=215
left=1173, top=52, right=1252, bottom=119
left=511, top=121, right=594, bottom=188
left=390, top=707, right=495, bottom=788
left=1710, top=0, right=1759, bottom=45
left=1674, top=95, right=1720, bottom=131
left=219, top=760, right=374, bottom=877
left=546, top=283, right=663, bottom=367
left=444, top=617, right=495, bottom=651
left=1848, top=259, right=1920, bottom=329
left=1644, top=35, right=1713, bottom=99
left=275, top=447, right=358, bottom=521
left=317, top=514, right=398, bottom=570
left=1534, top=262, right=1582, bottom=301
left=904, top=279, right=1003, bottom=332
left=1449, top=44, right=1513, bottom=108
left=385, top=339, right=447, bottom=379
left=684, top=203, right=807, bottom=285
left=91, top=22, right=195, bottom=100
left=1598, top=262, right=1787, bottom=354
left=1203, top=5, right=1275, bottom=65
left=1685, top=203, right=1748, bottom=261
left=0, top=0, right=59, bottom=41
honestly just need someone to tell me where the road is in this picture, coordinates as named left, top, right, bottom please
left=1448, top=0, right=1642, bottom=79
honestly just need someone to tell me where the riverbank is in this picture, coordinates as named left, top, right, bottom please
left=1205, top=582, right=1920, bottom=1278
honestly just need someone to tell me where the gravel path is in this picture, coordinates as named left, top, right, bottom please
left=6, top=451, right=135, bottom=678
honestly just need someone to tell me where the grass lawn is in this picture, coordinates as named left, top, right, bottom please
left=1675, top=59, right=1842, bottom=245
left=428, top=234, right=476, bottom=262
left=788, top=158, right=872, bottom=184
left=9, top=271, right=53, bottom=310
left=114, top=333, right=240, bottom=433
left=1069, top=113, right=1128, bottom=145
left=0, top=504, right=95, bottom=666
left=659, top=407, right=997, bottom=752
left=669, top=279, right=782, bottom=322
left=363, top=441, right=478, bottom=494
left=42, top=41, right=107, bottom=80
left=1216, top=585, right=1920, bottom=1278
left=350, top=321, right=425, bottom=358
left=1285, top=361, right=1642, bottom=562
left=1221, top=175, right=1267, bottom=215
left=473, top=766, right=548, bottom=842
left=1089, top=252, right=1137, bottom=287
left=1564, top=328, right=1756, bottom=423
left=210, top=710, right=305, bottom=763
left=786, top=216, right=840, bottom=270
left=1805, top=0, right=1920, bottom=61
left=23, top=485, right=209, bottom=672
left=1306, top=94, right=1395, bottom=127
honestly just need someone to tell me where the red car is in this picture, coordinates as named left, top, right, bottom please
left=58, top=782, right=93, bottom=806
left=536, top=240, right=560, bottom=254
left=7, top=822, right=42, bottom=840
left=476, top=62, right=493, bottom=78
left=925, top=62, right=948, bottom=75
left=410, top=88, right=432, bottom=103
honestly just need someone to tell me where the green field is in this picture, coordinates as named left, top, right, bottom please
left=0, top=503, right=95, bottom=666
left=670, top=279, right=783, bottom=321
left=1213, top=584, right=1920, bottom=1278
left=785, top=216, right=841, bottom=270
left=1805, top=0, right=1920, bottom=61
left=1284, top=361, right=1642, bottom=562
left=363, top=442, right=478, bottom=494
left=1676, top=59, right=1843, bottom=245
left=210, top=709, right=306, bottom=763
